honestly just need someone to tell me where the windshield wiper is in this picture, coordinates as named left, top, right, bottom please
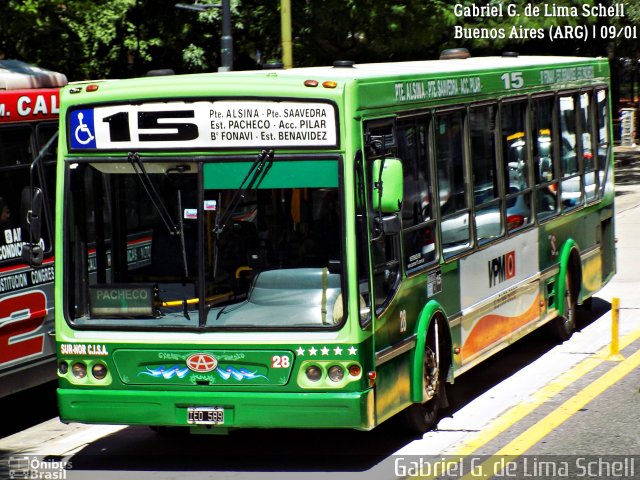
left=213, top=149, right=273, bottom=236
left=128, top=152, right=190, bottom=281
left=210, top=149, right=273, bottom=282
left=128, top=152, right=177, bottom=235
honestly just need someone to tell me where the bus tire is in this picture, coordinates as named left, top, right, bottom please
left=402, top=317, right=448, bottom=434
left=553, top=275, right=575, bottom=342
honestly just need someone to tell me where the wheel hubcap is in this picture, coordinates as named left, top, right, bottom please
left=423, top=348, right=439, bottom=401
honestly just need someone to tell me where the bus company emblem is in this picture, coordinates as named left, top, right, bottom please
left=186, top=353, right=218, bottom=373
left=488, top=250, right=516, bottom=288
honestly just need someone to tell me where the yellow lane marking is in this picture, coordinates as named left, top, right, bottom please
left=407, top=328, right=640, bottom=480
left=497, top=346, right=640, bottom=455
left=461, top=347, right=640, bottom=479
left=450, top=326, right=640, bottom=456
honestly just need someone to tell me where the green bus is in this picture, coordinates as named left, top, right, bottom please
left=46, top=52, right=615, bottom=433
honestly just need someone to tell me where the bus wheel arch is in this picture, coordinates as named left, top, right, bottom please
left=554, top=241, right=581, bottom=341
left=403, top=302, right=452, bottom=433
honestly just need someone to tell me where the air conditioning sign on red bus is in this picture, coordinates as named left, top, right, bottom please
left=0, top=89, right=60, bottom=123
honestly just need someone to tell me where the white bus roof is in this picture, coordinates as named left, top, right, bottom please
left=0, top=59, right=68, bottom=90
left=230, top=55, right=606, bottom=79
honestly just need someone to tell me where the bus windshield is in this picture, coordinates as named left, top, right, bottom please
left=66, top=156, right=345, bottom=330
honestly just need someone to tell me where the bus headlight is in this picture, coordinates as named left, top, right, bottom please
left=92, top=363, right=108, bottom=380
left=297, top=360, right=361, bottom=388
left=58, top=361, right=69, bottom=375
left=71, top=362, right=87, bottom=379
left=305, top=365, right=322, bottom=382
left=327, top=365, right=344, bottom=382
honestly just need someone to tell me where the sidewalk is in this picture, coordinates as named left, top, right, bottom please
left=614, top=144, right=640, bottom=167
left=613, top=145, right=640, bottom=216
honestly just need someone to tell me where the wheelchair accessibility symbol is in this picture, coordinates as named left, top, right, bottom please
left=70, top=109, right=96, bottom=149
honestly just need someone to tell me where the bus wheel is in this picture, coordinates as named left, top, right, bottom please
left=402, top=318, right=447, bottom=434
left=553, top=276, right=575, bottom=341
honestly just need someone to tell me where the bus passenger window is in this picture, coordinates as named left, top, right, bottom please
left=470, top=105, right=502, bottom=243
left=559, top=94, right=583, bottom=209
left=579, top=92, right=596, bottom=202
left=398, top=119, right=436, bottom=271
left=596, top=89, right=610, bottom=198
left=435, top=111, right=471, bottom=258
left=532, top=97, right=558, bottom=221
left=501, top=101, right=532, bottom=232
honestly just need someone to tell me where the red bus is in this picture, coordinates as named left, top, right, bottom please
left=0, top=59, right=67, bottom=397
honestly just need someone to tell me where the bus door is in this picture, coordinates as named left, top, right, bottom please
left=362, top=120, right=412, bottom=419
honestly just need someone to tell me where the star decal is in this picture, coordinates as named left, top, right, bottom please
left=321, top=346, right=330, bottom=356
left=296, top=347, right=305, bottom=356
left=333, top=346, right=343, bottom=355
left=308, top=347, right=318, bottom=356
left=348, top=346, right=357, bottom=355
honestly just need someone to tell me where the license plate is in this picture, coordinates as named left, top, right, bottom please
left=187, top=407, right=224, bottom=425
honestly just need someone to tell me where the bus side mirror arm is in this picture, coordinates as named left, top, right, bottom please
left=21, top=186, right=44, bottom=266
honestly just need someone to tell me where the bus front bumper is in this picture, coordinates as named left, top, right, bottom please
left=58, top=388, right=376, bottom=430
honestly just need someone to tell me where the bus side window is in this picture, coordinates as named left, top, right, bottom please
left=398, top=118, right=437, bottom=272
left=501, top=100, right=532, bottom=232
left=532, top=97, right=559, bottom=221
left=469, top=104, right=502, bottom=243
left=559, top=94, right=583, bottom=210
left=595, top=89, right=610, bottom=198
left=435, top=111, right=471, bottom=258
left=579, top=91, right=596, bottom=203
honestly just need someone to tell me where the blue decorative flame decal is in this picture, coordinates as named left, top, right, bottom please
left=216, top=366, right=266, bottom=381
left=139, top=365, right=189, bottom=379
left=138, top=364, right=266, bottom=382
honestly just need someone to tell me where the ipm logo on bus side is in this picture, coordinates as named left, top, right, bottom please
left=69, top=109, right=96, bottom=149
left=488, top=250, right=516, bottom=288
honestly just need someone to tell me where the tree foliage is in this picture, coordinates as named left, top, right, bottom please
left=0, top=0, right=637, bottom=81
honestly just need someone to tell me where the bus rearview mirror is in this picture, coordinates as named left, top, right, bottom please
left=372, top=158, right=403, bottom=214
left=21, top=186, right=44, bottom=266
